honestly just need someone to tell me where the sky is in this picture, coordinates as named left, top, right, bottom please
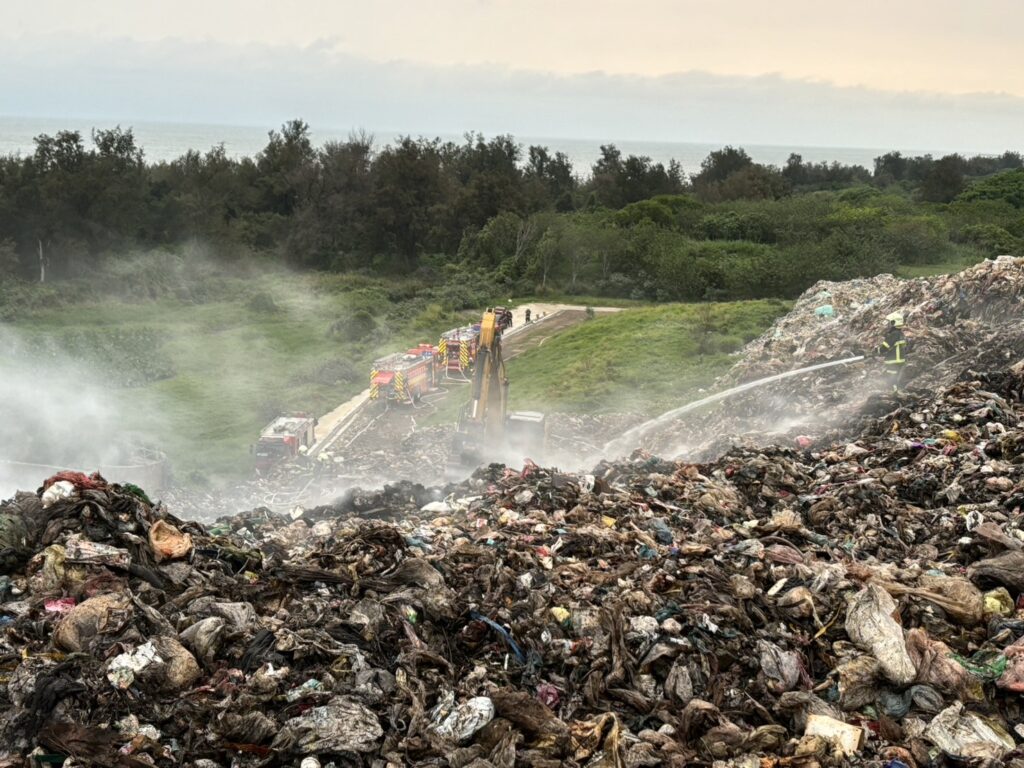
left=3, top=0, right=1022, bottom=151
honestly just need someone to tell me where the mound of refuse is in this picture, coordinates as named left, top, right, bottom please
left=1, top=359, right=1024, bottom=765
left=733, top=255, right=1024, bottom=381
left=631, top=256, right=1024, bottom=461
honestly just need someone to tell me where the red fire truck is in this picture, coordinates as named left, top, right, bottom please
left=437, top=324, right=481, bottom=377
left=370, top=344, right=437, bottom=404
left=253, top=413, right=317, bottom=473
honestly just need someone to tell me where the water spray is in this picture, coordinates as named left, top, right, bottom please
left=604, top=355, right=865, bottom=457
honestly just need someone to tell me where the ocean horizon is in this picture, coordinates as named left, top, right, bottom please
left=0, top=114, right=976, bottom=176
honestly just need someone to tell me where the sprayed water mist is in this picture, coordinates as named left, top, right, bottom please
left=603, top=356, right=866, bottom=459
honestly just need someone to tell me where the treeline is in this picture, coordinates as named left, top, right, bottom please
left=0, top=121, right=682, bottom=278
left=2, top=120, right=1024, bottom=301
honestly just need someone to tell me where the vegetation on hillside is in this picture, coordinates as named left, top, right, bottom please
left=2, top=121, right=1022, bottom=307
left=5, top=266, right=488, bottom=481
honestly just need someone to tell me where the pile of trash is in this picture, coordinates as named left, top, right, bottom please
left=629, top=256, right=1024, bottom=461
left=3, top=359, right=1024, bottom=766
left=733, top=255, right=1024, bottom=382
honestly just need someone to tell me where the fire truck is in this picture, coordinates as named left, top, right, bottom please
left=253, top=413, right=317, bottom=473
left=437, top=324, right=481, bottom=377
left=370, top=344, right=437, bottom=404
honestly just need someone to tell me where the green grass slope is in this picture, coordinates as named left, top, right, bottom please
left=429, top=300, right=790, bottom=426
left=8, top=272, right=479, bottom=485
left=507, top=301, right=790, bottom=414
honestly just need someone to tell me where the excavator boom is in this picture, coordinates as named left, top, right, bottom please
left=452, top=309, right=546, bottom=472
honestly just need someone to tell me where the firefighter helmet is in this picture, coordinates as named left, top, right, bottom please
left=886, top=311, right=904, bottom=328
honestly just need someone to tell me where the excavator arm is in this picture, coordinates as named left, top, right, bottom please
left=451, top=309, right=547, bottom=474
left=466, top=310, right=508, bottom=443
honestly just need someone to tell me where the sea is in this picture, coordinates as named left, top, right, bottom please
left=0, top=115, right=945, bottom=175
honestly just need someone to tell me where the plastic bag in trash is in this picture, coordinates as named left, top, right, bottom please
left=271, top=696, right=383, bottom=754
left=178, top=616, right=227, bottom=668
left=107, top=637, right=200, bottom=692
left=804, top=714, right=864, bottom=756
left=923, top=702, right=1015, bottom=760
left=64, top=534, right=132, bottom=569
left=757, top=640, right=805, bottom=693
left=421, top=501, right=451, bottom=514
left=845, top=584, right=917, bottom=685
left=431, top=696, right=495, bottom=742
left=52, top=592, right=133, bottom=652
left=149, top=520, right=193, bottom=562
left=40, top=480, right=76, bottom=508
left=107, top=641, right=163, bottom=689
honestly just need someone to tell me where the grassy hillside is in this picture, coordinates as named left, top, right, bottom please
left=7, top=269, right=481, bottom=485
left=427, top=300, right=790, bottom=427
left=508, top=301, right=789, bottom=413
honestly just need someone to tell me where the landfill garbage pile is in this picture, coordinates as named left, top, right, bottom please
left=312, top=414, right=638, bottom=493
left=164, top=415, right=638, bottom=522
left=632, top=256, right=1024, bottom=461
left=3, top=362, right=1024, bottom=766
left=733, top=255, right=1024, bottom=382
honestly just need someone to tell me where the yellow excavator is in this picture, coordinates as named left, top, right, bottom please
left=451, top=308, right=546, bottom=470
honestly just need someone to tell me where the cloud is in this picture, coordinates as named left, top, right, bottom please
left=2, top=35, right=1023, bottom=152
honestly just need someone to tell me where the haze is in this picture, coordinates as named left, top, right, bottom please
left=4, top=0, right=1024, bottom=152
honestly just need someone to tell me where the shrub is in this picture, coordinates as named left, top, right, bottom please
left=883, top=215, right=949, bottom=264
left=246, top=291, right=281, bottom=314
left=956, top=224, right=1020, bottom=256
left=305, top=358, right=360, bottom=386
left=958, top=169, right=1024, bottom=209
left=714, top=334, right=744, bottom=353
left=328, top=309, right=377, bottom=342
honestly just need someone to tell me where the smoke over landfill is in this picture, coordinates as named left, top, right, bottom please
left=0, top=327, right=136, bottom=497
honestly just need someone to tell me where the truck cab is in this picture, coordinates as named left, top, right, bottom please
left=254, top=413, right=317, bottom=474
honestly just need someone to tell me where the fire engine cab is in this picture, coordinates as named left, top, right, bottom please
left=369, top=344, right=437, bottom=404
left=253, top=413, right=317, bottom=473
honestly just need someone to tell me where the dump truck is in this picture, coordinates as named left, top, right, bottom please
left=451, top=309, right=546, bottom=471
left=254, top=413, right=317, bottom=473
left=370, top=344, right=437, bottom=404
left=437, top=323, right=481, bottom=377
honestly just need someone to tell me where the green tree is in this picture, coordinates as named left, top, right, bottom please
left=958, top=168, right=1024, bottom=209
left=693, top=146, right=753, bottom=187
left=524, top=145, right=576, bottom=211
left=589, top=145, right=684, bottom=208
left=369, top=137, right=446, bottom=269
left=288, top=135, right=376, bottom=269
left=257, top=119, right=316, bottom=217
left=873, top=152, right=908, bottom=185
left=920, top=154, right=965, bottom=203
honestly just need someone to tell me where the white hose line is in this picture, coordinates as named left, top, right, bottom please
left=604, top=355, right=865, bottom=457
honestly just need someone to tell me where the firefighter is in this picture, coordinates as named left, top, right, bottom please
left=876, top=312, right=908, bottom=392
left=525, top=308, right=532, bottom=323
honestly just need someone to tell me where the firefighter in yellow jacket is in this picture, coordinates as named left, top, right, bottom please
left=876, top=312, right=907, bottom=392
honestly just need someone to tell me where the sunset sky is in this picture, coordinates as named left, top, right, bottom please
left=4, top=0, right=1022, bottom=149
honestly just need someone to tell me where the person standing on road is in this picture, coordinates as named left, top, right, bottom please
left=525, top=308, right=531, bottom=323
left=877, top=312, right=908, bottom=392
